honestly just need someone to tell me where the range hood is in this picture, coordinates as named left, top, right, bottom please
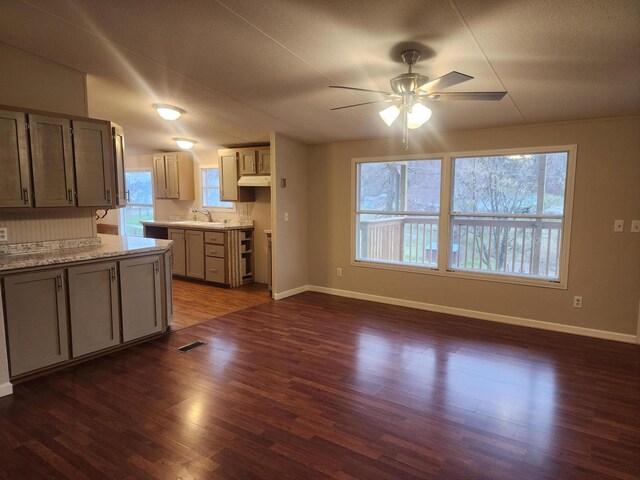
left=237, top=175, right=271, bottom=187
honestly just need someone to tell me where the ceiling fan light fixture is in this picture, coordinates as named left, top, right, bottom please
left=379, top=105, right=400, bottom=126
left=174, top=137, right=197, bottom=150
left=407, top=103, right=432, bottom=129
left=153, top=103, right=185, bottom=121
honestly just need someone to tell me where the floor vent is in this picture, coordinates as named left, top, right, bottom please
left=178, top=341, right=206, bottom=352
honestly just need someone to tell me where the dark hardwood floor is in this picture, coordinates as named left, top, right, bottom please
left=171, top=278, right=271, bottom=331
left=0, top=291, right=638, bottom=479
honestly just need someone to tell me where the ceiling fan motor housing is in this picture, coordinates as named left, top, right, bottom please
left=390, top=73, right=429, bottom=94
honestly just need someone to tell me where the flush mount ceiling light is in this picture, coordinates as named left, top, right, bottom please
left=153, top=103, right=185, bottom=121
left=330, top=49, right=507, bottom=149
left=174, top=138, right=197, bottom=150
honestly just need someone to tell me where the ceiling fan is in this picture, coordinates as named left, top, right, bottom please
left=330, top=49, right=507, bottom=148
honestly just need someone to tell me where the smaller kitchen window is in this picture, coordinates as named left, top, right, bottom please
left=121, top=169, right=154, bottom=236
left=202, top=167, right=234, bottom=210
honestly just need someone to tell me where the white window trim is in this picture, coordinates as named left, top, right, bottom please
left=199, top=165, right=236, bottom=212
left=350, top=145, right=577, bottom=289
left=119, top=167, right=155, bottom=236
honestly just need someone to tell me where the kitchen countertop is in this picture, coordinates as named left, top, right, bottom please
left=141, top=220, right=254, bottom=231
left=0, top=234, right=172, bottom=273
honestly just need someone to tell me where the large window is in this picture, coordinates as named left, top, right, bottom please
left=202, top=167, right=234, bottom=210
left=121, top=170, right=154, bottom=236
left=353, top=146, right=575, bottom=287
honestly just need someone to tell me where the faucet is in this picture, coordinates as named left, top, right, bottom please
left=192, top=209, right=212, bottom=222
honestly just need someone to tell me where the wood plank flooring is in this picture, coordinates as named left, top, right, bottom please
left=171, top=278, right=271, bottom=330
left=0, top=291, right=638, bottom=479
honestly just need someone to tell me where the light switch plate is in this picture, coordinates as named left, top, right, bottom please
left=631, top=220, right=640, bottom=233
left=0, top=227, right=7, bottom=242
left=614, top=220, right=624, bottom=232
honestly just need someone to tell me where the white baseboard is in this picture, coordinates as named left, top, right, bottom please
left=273, top=285, right=310, bottom=300
left=307, top=285, right=638, bottom=344
left=0, top=382, right=13, bottom=397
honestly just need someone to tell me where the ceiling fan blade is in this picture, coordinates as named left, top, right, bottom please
left=330, top=85, right=394, bottom=95
left=418, top=71, right=473, bottom=94
left=423, top=91, right=508, bottom=101
left=331, top=100, right=395, bottom=111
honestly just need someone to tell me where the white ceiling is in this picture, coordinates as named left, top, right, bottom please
left=0, top=0, right=638, bottom=153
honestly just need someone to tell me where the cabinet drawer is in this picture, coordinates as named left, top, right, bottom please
left=205, top=257, right=226, bottom=283
left=205, top=245, right=225, bottom=258
left=204, top=231, right=225, bottom=245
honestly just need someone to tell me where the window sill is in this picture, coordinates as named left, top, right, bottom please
left=351, top=259, right=567, bottom=290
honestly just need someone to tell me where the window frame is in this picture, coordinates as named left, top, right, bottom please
left=199, top=165, right=236, bottom=212
left=119, top=167, right=155, bottom=237
left=351, top=145, right=577, bottom=289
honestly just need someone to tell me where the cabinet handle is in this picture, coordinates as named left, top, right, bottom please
left=106, top=189, right=112, bottom=203
left=68, top=189, right=74, bottom=205
left=56, top=274, right=63, bottom=290
left=126, top=190, right=131, bottom=202
left=155, top=260, right=159, bottom=273
left=110, top=267, right=116, bottom=280
left=209, top=269, right=218, bottom=273
left=22, top=188, right=29, bottom=205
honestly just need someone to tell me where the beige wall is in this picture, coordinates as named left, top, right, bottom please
left=271, top=133, right=309, bottom=295
left=307, top=116, right=640, bottom=336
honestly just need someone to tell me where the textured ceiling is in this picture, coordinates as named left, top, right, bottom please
left=0, top=0, right=638, bottom=153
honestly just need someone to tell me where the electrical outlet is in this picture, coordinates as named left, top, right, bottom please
left=336, top=267, right=342, bottom=277
left=239, top=208, right=244, bottom=216
left=631, top=220, right=640, bottom=233
left=573, top=296, right=583, bottom=308
left=284, top=212, right=289, bottom=221
left=0, top=227, right=7, bottom=242
left=614, top=219, right=624, bottom=232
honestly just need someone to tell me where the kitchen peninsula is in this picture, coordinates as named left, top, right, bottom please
left=0, top=234, right=172, bottom=381
left=142, top=220, right=254, bottom=287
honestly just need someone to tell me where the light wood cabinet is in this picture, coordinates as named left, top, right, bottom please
left=257, top=148, right=271, bottom=175
left=219, top=149, right=255, bottom=202
left=239, top=149, right=257, bottom=175
left=72, top=120, right=114, bottom=207
left=119, top=255, right=163, bottom=342
left=68, top=262, right=120, bottom=357
left=0, top=110, right=31, bottom=207
left=3, top=269, right=69, bottom=376
left=168, top=229, right=186, bottom=276
left=186, top=230, right=205, bottom=279
left=28, top=114, right=75, bottom=207
left=153, top=152, right=194, bottom=200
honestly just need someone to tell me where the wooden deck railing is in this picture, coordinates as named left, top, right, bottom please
left=358, top=216, right=562, bottom=278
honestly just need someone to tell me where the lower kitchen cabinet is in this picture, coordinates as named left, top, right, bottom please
left=68, top=262, right=120, bottom=357
left=3, top=268, right=69, bottom=376
left=168, top=228, right=186, bottom=275
left=186, top=230, right=205, bottom=279
left=119, top=255, right=162, bottom=342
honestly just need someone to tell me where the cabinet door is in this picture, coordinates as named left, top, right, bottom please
left=185, top=230, right=205, bottom=279
left=73, top=120, right=114, bottom=207
left=29, top=115, right=75, bottom=207
left=68, top=262, right=120, bottom=357
left=112, top=124, right=127, bottom=206
left=220, top=151, right=239, bottom=201
left=258, top=150, right=271, bottom=175
left=3, top=269, right=69, bottom=376
left=168, top=228, right=186, bottom=275
left=165, top=154, right=180, bottom=198
left=163, top=250, right=173, bottom=327
left=0, top=110, right=31, bottom=207
left=239, top=150, right=257, bottom=175
left=120, top=256, right=162, bottom=342
left=153, top=155, right=167, bottom=198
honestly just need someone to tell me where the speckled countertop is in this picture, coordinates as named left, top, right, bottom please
left=141, top=220, right=254, bottom=231
left=0, top=234, right=172, bottom=273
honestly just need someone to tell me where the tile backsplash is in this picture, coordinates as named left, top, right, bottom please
left=0, top=209, right=96, bottom=245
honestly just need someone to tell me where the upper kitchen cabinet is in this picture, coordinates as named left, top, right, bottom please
left=257, top=148, right=271, bottom=175
left=237, top=147, right=271, bottom=176
left=0, top=110, right=31, bottom=208
left=0, top=105, right=127, bottom=210
left=29, top=114, right=75, bottom=207
left=72, top=120, right=114, bottom=207
left=153, top=152, right=194, bottom=200
left=219, top=148, right=255, bottom=202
